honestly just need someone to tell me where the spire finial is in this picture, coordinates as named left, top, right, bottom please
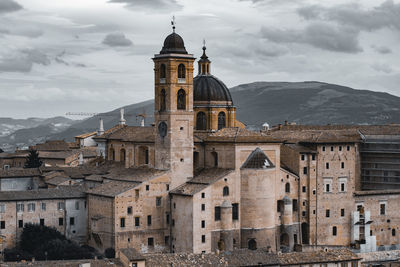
left=203, top=39, right=206, bottom=48
left=171, top=16, right=176, bottom=33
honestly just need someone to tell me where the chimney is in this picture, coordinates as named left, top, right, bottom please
left=97, top=118, right=104, bottom=135
left=119, top=108, right=126, bottom=126
left=78, top=153, right=83, bottom=166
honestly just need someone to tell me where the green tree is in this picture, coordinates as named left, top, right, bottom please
left=24, top=149, right=42, bottom=168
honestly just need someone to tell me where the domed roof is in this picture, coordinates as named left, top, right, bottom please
left=160, top=32, right=188, bottom=54
left=193, top=75, right=233, bottom=102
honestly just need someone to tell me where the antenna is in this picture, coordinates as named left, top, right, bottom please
left=203, top=39, right=206, bottom=47
left=171, top=15, right=176, bottom=33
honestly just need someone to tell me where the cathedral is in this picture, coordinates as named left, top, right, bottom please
left=86, top=26, right=400, bottom=255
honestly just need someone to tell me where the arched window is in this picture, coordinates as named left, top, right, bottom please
left=248, top=239, right=257, bottom=250
left=109, top=148, right=115, bottom=161
left=177, top=89, right=186, bottom=110
left=178, top=64, right=185, bottom=79
left=139, top=146, right=149, bottom=165
left=160, top=64, right=166, bottom=79
left=160, top=89, right=166, bottom=112
left=285, top=183, right=290, bottom=193
left=223, top=186, right=229, bottom=196
left=196, top=112, right=207, bottom=130
left=218, top=112, right=226, bottom=130
left=120, top=149, right=126, bottom=163
left=202, top=65, right=205, bottom=74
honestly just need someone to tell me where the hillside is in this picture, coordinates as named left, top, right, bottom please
left=2, top=81, right=400, bottom=151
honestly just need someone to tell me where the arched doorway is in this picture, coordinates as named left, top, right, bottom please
left=120, top=149, right=126, bottom=163
left=211, top=151, right=218, bottom=167
left=302, top=222, right=309, bottom=244
left=248, top=239, right=257, bottom=250
left=138, top=146, right=149, bottom=165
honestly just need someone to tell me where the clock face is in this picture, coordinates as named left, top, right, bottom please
left=158, top=122, right=167, bottom=138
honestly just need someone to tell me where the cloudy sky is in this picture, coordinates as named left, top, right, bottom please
left=0, top=0, right=399, bottom=118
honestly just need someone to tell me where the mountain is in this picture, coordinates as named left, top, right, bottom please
left=2, top=81, right=400, bottom=151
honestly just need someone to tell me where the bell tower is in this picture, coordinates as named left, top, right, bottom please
left=153, top=23, right=195, bottom=189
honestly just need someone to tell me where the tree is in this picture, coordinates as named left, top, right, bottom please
left=105, top=247, right=115, bottom=258
left=24, top=149, right=42, bottom=168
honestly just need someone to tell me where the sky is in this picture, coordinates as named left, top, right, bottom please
left=0, top=0, right=399, bottom=118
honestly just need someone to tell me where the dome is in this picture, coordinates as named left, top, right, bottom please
left=160, top=32, right=188, bottom=54
left=193, top=75, right=233, bottom=102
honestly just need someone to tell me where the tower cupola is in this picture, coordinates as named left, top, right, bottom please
left=198, top=40, right=211, bottom=75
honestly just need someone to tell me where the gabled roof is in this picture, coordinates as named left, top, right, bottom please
left=195, top=127, right=281, bottom=143
left=86, top=180, right=139, bottom=197
left=0, top=186, right=85, bottom=201
left=94, top=125, right=155, bottom=143
left=241, top=147, right=274, bottom=169
left=170, top=168, right=234, bottom=196
left=0, top=168, right=41, bottom=178
left=75, top=131, right=97, bottom=139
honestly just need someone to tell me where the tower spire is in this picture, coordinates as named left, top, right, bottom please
left=198, top=39, right=210, bottom=75
left=171, top=16, right=176, bottom=33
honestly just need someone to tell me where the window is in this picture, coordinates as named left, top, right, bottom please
left=326, top=184, right=330, bottom=192
left=18, top=220, right=23, bottom=228
left=160, top=64, right=166, bottom=79
left=156, top=197, right=162, bottom=207
left=148, top=237, right=154, bottom=247
left=135, top=189, right=140, bottom=199
left=178, top=64, right=185, bottom=79
left=57, top=202, right=64, bottom=210
left=285, top=183, right=290, bottom=193
left=341, top=209, right=345, bottom=217
left=303, top=201, right=306, bottom=207
left=313, top=189, right=316, bottom=195
left=166, top=184, right=169, bottom=191
left=17, top=204, right=24, bottom=213
left=292, top=199, right=298, bottom=212
left=28, top=203, right=35, bottom=212
left=347, top=146, right=350, bottom=151
left=177, top=89, right=186, bottom=110
left=339, top=178, right=347, bottom=192
left=59, top=218, right=63, bottom=226
left=70, top=217, right=75, bottom=226
left=301, top=154, right=305, bottom=161
left=303, top=167, right=307, bottom=175
left=331, top=146, right=334, bottom=152
left=232, top=203, right=239, bottom=220
left=201, top=235, right=206, bottom=243
left=212, top=151, right=218, bottom=167
left=160, top=89, right=166, bottom=111
left=166, top=213, right=169, bottom=224
left=222, top=186, right=229, bottom=196
left=0, top=204, right=5, bottom=213
left=326, top=162, right=330, bottom=169
left=341, top=162, right=345, bottom=169
left=41, top=203, right=46, bottom=211
left=165, top=236, right=169, bottom=245
left=146, top=185, right=149, bottom=191
left=0, top=221, right=5, bottom=229
left=339, top=146, right=342, bottom=151
left=312, top=154, right=316, bottom=160
left=75, top=201, right=79, bottom=210
left=392, top=229, right=396, bottom=236
left=302, top=211, right=306, bottom=217
left=322, top=146, right=326, bottom=152
left=302, top=186, right=306, bottom=193
left=380, top=203, right=386, bottom=215
left=326, top=209, right=330, bottom=217
left=324, top=179, right=332, bottom=193
left=40, top=219, right=44, bottom=226
left=201, top=192, right=205, bottom=198
left=277, top=200, right=283, bottom=212
left=215, top=207, right=221, bottom=221
left=127, top=206, right=132, bottom=215
left=135, top=217, right=140, bottom=227
left=201, top=220, right=205, bottom=228
left=196, top=112, right=207, bottom=130
left=218, top=112, right=226, bottom=130
left=201, top=204, right=205, bottom=211
left=333, top=226, right=337, bottom=236
left=147, top=215, right=152, bottom=226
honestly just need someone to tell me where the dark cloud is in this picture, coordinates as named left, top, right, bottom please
left=372, top=45, right=392, bottom=54
left=297, top=1, right=400, bottom=32
left=108, top=0, right=182, bottom=12
left=261, top=23, right=362, bottom=53
left=0, top=49, right=50, bottom=73
left=102, top=32, right=133, bottom=47
left=0, top=0, right=22, bottom=14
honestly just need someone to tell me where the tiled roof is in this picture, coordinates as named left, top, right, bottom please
left=31, top=140, right=71, bottom=151
left=75, top=131, right=97, bottom=139
left=120, top=248, right=145, bottom=261
left=0, top=168, right=41, bottom=178
left=39, top=151, right=78, bottom=159
left=103, top=167, right=168, bottom=183
left=171, top=168, right=234, bottom=196
left=86, top=180, right=139, bottom=197
left=144, top=249, right=280, bottom=267
left=0, top=186, right=85, bottom=201
left=106, top=126, right=155, bottom=142
left=197, top=127, right=281, bottom=143
left=3, top=259, right=122, bottom=267
left=278, top=249, right=360, bottom=265
left=268, top=129, right=361, bottom=143
left=283, top=143, right=316, bottom=153
left=241, top=147, right=274, bottom=169
left=0, top=151, right=28, bottom=159
left=46, top=176, right=72, bottom=186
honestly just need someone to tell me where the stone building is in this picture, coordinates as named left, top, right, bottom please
left=0, top=186, right=87, bottom=248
